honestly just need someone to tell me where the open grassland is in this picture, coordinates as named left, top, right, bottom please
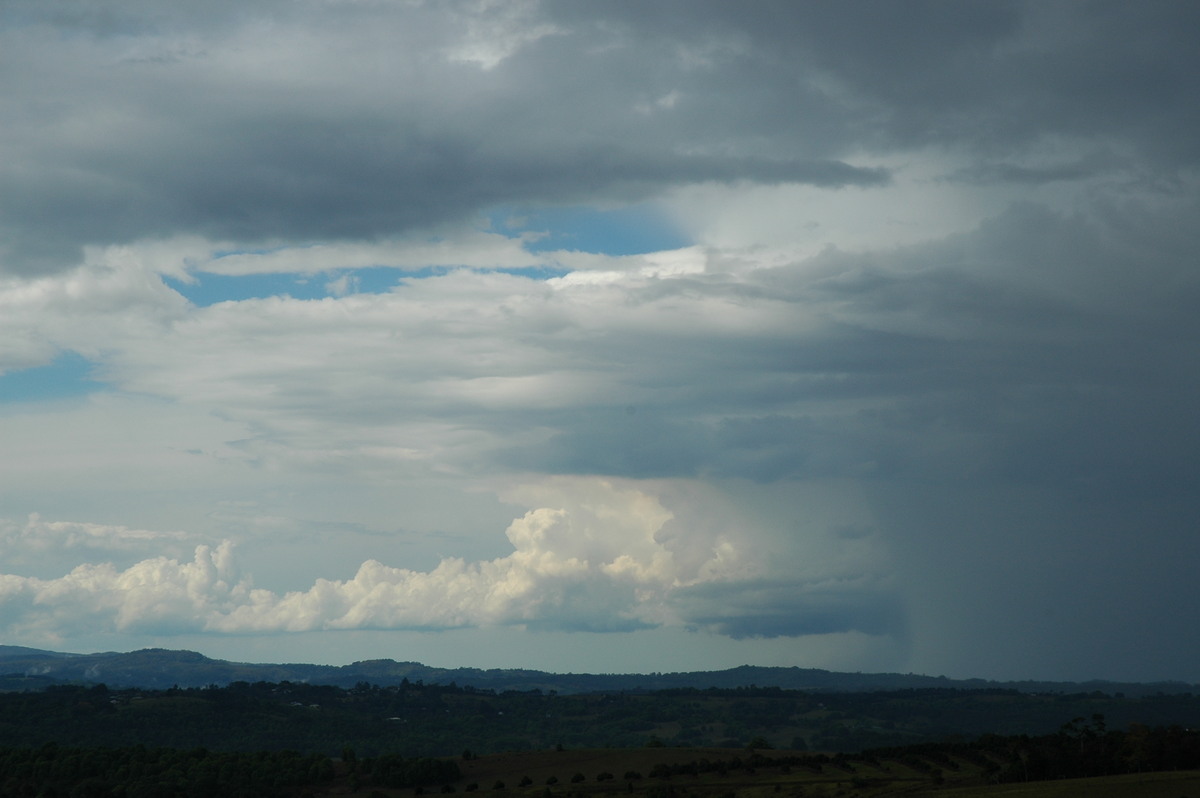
left=1, top=739, right=1195, bottom=796
left=2, top=681, right=1197, bottom=796
left=933, top=769, right=1200, bottom=797
left=335, top=747, right=1200, bottom=798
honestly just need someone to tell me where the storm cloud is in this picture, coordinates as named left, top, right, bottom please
left=0, top=1, right=1197, bottom=682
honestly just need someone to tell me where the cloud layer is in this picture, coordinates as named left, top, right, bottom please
left=0, top=0, right=898, bottom=276
left=1, top=480, right=894, bottom=648
left=8, top=1, right=1195, bottom=275
left=1, top=1, right=1198, bottom=681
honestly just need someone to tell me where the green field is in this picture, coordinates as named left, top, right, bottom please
left=1, top=680, right=1197, bottom=796
left=933, top=769, right=1200, bottom=798
left=365, top=748, right=1200, bottom=798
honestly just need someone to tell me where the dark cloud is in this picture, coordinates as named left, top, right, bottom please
left=0, top=2, right=887, bottom=275
left=551, top=0, right=1200, bottom=165
left=500, top=409, right=711, bottom=479
left=484, top=195, right=1200, bottom=498
left=9, top=2, right=1197, bottom=274
left=942, top=152, right=1129, bottom=186
left=677, top=579, right=904, bottom=639
left=870, top=479, right=1200, bottom=681
left=3, top=0, right=1199, bottom=680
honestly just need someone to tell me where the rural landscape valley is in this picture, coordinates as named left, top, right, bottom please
left=4, top=2, right=1200, bottom=796
left=1, top=647, right=1198, bottom=797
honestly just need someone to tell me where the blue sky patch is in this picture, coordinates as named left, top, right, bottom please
left=0, top=351, right=103, bottom=404
left=168, top=264, right=573, bottom=307
left=166, top=272, right=334, bottom=306
left=166, top=204, right=685, bottom=307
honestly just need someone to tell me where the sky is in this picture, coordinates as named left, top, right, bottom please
left=1, top=1, right=1198, bottom=684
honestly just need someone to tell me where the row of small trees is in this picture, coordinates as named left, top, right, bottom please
left=0, top=743, right=334, bottom=798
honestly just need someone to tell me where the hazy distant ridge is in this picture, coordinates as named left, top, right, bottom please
left=0, top=646, right=1193, bottom=696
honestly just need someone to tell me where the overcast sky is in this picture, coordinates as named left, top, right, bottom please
left=1, top=0, right=1198, bottom=683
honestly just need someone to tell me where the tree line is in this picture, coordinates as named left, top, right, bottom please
left=0, top=742, right=461, bottom=798
left=3, top=679, right=1200, bottom=758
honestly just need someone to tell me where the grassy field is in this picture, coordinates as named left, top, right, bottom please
left=325, top=746, right=1200, bottom=798
left=933, top=769, right=1200, bottom=797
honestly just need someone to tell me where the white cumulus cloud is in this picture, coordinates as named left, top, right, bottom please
left=0, top=478, right=896, bottom=646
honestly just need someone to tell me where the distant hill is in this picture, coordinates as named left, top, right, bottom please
left=0, top=645, right=76, bottom=660
left=0, top=645, right=1194, bottom=696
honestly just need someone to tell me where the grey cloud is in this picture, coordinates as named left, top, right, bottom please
left=4, top=0, right=1199, bottom=680
left=500, top=412, right=854, bottom=484
left=124, top=191, right=1192, bottom=505
left=499, top=409, right=711, bottom=479
left=550, top=0, right=1200, bottom=164
left=677, top=579, right=903, bottom=639
left=942, top=152, right=1129, bottom=186
left=870, top=479, right=1200, bottom=681
left=0, top=2, right=888, bottom=276
left=479, top=194, right=1200, bottom=509
left=11, top=2, right=1197, bottom=275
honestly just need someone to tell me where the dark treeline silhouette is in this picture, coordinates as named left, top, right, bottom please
left=0, top=744, right=335, bottom=798
left=0, top=717, right=1194, bottom=797
left=3, top=679, right=1200, bottom=761
left=631, top=718, right=1200, bottom=785
left=0, top=743, right=460, bottom=798
left=5, top=647, right=1197, bottom=698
